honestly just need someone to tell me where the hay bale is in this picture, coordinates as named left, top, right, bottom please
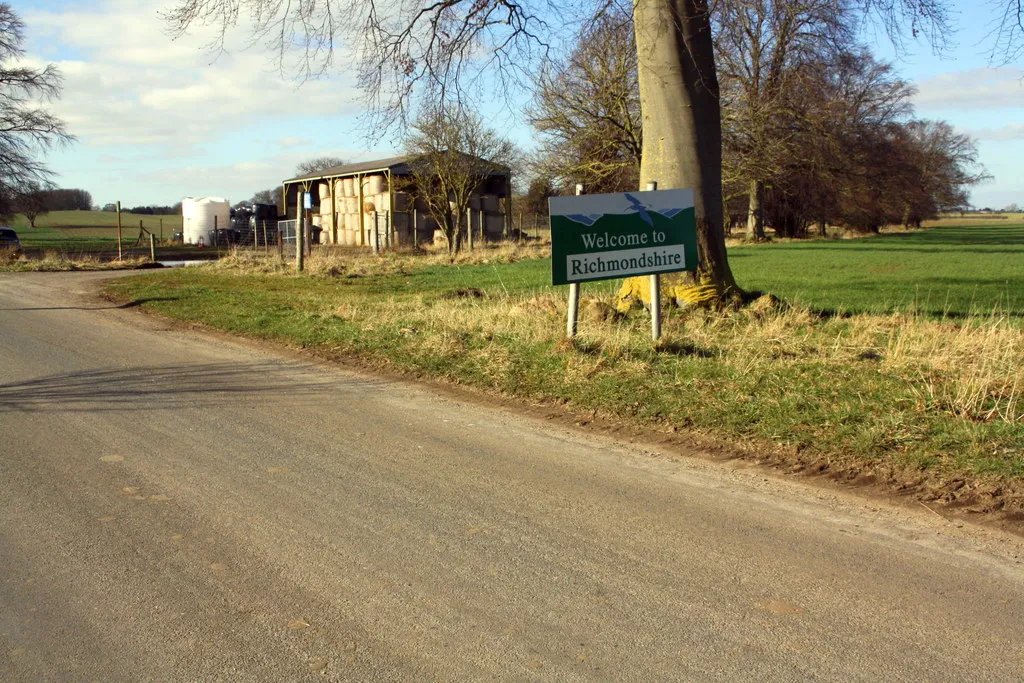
left=366, top=174, right=385, bottom=194
left=363, top=200, right=376, bottom=214
left=342, top=177, right=354, bottom=196
left=318, top=183, right=330, bottom=201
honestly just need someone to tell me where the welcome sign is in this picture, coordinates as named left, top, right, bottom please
left=549, top=189, right=698, bottom=286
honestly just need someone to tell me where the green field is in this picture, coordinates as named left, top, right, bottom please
left=376, top=222, right=1024, bottom=317
left=729, top=224, right=1024, bottom=317
left=9, top=210, right=182, bottom=251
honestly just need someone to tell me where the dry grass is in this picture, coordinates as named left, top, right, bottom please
left=0, top=250, right=148, bottom=272
left=211, top=242, right=553, bottom=278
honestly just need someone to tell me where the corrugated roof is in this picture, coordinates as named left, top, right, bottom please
left=283, top=153, right=510, bottom=184
left=284, top=156, right=412, bottom=183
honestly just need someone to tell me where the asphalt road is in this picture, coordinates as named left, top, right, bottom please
left=2, top=271, right=1023, bottom=681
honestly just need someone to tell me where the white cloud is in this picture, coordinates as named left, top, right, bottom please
left=23, top=1, right=363, bottom=149
left=914, top=67, right=1024, bottom=110
left=962, top=123, right=1024, bottom=141
left=277, top=136, right=313, bottom=148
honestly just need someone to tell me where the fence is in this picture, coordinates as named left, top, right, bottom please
left=277, top=219, right=297, bottom=244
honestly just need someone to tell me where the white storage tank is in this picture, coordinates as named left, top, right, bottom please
left=182, top=197, right=230, bottom=246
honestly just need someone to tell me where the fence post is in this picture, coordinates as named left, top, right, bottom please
left=372, top=212, right=380, bottom=254
left=150, top=234, right=156, bottom=263
left=296, top=202, right=305, bottom=273
left=116, top=201, right=123, bottom=261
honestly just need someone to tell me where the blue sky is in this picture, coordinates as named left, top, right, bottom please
left=13, top=0, right=1024, bottom=209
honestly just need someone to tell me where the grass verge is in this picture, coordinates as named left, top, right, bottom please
left=0, top=250, right=151, bottom=271
left=102, top=244, right=1024, bottom=517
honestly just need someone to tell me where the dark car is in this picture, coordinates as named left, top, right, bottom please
left=0, top=227, right=20, bottom=250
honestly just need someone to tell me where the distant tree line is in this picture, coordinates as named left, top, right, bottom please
left=10, top=187, right=92, bottom=227
left=40, top=188, right=92, bottom=211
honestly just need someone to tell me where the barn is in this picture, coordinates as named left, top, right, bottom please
left=281, top=156, right=512, bottom=248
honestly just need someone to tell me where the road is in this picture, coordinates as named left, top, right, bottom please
left=1, top=271, right=1023, bottom=681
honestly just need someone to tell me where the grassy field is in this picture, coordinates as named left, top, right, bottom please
left=100, top=223, right=1024, bottom=506
left=9, top=210, right=182, bottom=251
left=729, top=224, right=1024, bottom=317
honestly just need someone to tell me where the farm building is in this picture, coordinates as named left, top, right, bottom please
left=281, top=155, right=512, bottom=247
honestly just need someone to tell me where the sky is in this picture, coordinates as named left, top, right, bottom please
left=13, top=0, right=1024, bottom=210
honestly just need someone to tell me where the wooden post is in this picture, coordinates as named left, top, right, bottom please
left=358, top=174, right=366, bottom=247
left=467, top=206, right=474, bottom=250
left=331, top=178, right=338, bottom=246
left=413, top=208, right=419, bottom=249
left=296, top=192, right=304, bottom=272
left=646, top=181, right=661, bottom=342
left=214, top=214, right=219, bottom=249
left=149, top=234, right=156, bottom=262
left=116, top=201, right=123, bottom=260
left=159, top=218, right=163, bottom=241
left=567, top=183, right=584, bottom=338
left=371, top=212, right=380, bottom=254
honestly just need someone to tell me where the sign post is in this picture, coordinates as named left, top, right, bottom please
left=646, top=182, right=661, bottom=341
left=566, top=184, right=584, bottom=337
left=549, top=186, right=697, bottom=341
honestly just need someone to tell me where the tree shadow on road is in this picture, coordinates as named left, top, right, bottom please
left=0, top=297, right=178, bottom=312
left=0, top=362, right=383, bottom=413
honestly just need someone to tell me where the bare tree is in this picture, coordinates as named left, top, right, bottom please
left=294, top=156, right=347, bottom=177
left=14, top=183, right=48, bottom=227
left=0, top=4, right=72, bottom=200
left=715, top=0, right=852, bottom=241
left=404, top=107, right=515, bottom=254
left=528, top=10, right=641, bottom=193
left=989, top=0, right=1024, bottom=62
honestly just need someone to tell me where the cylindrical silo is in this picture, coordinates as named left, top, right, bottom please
left=182, top=197, right=230, bottom=246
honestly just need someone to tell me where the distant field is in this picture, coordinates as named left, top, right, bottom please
left=923, top=212, right=1024, bottom=227
left=729, top=222, right=1024, bottom=317
left=9, top=210, right=183, bottom=250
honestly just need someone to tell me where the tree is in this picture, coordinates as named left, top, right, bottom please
left=167, top=0, right=963, bottom=306
left=520, top=175, right=558, bottom=230
left=42, top=188, right=92, bottom=211
left=715, top=0, right=851, bottom=241
left=0, top=5, right=72, bottom=200
left=403, top=107, right=516, bottom=255
left=251, top=187, right=283, bottom=214
left=528, top=11, right=642, bottom=194
left=750, top=48, right=913, bottom=236
left=294, top=157, right=347, bottom=177
left=15, top=184, right=48, bottom=227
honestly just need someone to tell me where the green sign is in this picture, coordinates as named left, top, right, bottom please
left=549, top=189, right=698, bottom=285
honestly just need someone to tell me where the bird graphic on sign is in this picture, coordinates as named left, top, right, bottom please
left=624, top=194, right=654, bottom=226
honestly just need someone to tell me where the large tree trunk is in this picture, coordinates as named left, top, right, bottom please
left=746, top=179, right=765, bottom=241
left=617, top=0, right=739, bottom=310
